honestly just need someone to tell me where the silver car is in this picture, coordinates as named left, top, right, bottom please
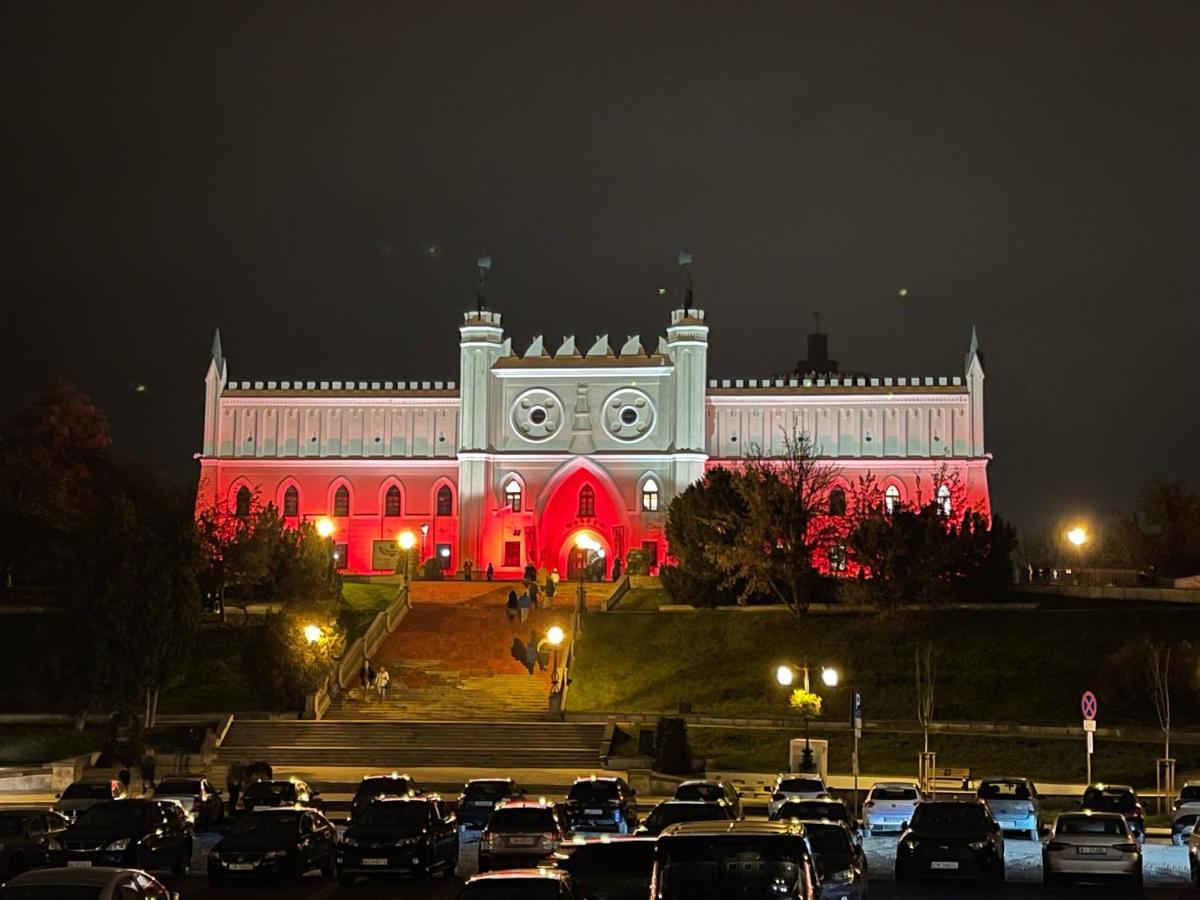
left=977, top=777, right=1041, bottom=839
left=862, top=781, right=923, bottom=835
left=0, top=866, right=172, bottom=900
left=52, top=778, right=127, bottom=823
left=1043, top=811, right=1142, bottom=893
left=1172, top=782, right=1200, bottom=846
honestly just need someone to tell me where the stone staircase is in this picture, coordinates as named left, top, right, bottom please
left=216, top=720, right=606, bottom=770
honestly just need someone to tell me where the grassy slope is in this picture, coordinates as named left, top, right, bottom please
left=570, top=606, right=1200, bottom=726
left=340, top=582, right=400, bottom=641
left=0, top=726, right=106, bottom=766
left=617, top=585, right=673, bottom=611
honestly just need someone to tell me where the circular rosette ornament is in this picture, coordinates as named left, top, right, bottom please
left=511, top=388, right=563, bottom=442
left=602, top=388, right=655, bottom=442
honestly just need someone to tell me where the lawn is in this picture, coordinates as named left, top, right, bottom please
left=616, top=584, right=673, bottom=611
left=569, top=605, right=1200, bottom=727
left=340, top=581, right=401, bottom=640
left=0, top=725, right=106, bottom=766
left=158, top=627, right=269, bottom=713
left=679, top=725, right=1190, bottom=789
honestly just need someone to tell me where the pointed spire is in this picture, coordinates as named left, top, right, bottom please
left=586, top=334, right=612, bottom=358
left=965, top=325, right=984, bottom=376
left=555, top=335, right=577, bottom=357
left=211, top=328, right=224, bottom=366
left=207, top=328, right=227, bottom=384
left=620, top=335, right=644, bottom=357
left=523, top=335, right=547, bottom=358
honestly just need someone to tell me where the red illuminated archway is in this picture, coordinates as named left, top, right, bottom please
left=537, top=458, right=628, bottom=579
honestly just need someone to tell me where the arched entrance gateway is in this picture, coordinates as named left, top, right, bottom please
left=535, top=459, right=628, bottom=581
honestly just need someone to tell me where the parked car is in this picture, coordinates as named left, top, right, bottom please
left=563, top=776, right=638, bottom=835
left=1188, top=823, right=1200, bottom=886
left=795, top=819, right=868, bottom=900
left=208, top=807, right=336, bottom=882
left=349, top=773, right=420, bottom=822
left=337, top=794, right=458, bottom=883
left=767, top=775, right=828, bottom=819
left=1081, top=784, right=1145, bottom=843
left=0, top=809, right=69, bottom=881
left=894, top=800, right=1004, bottom=884
left=48, top=799, right=193, bottom=876
left=1044, top=811, right=1142, bottom=892
left=456, top=778, right=524, bottom=836
left=652, top=820, right=820, bottom=900
left=771, top=798, right=860, bottom=842
left=635, top=799, right=735, bottom=837
left=862, top=781, right=923, bottom=835
left=460, top=867, right=580, bottom=899
left=0, top=866, right=172, bottom=900
left=52, top=779, right=127, bottom=823
left=976, top=777, right=1041, bottom=839
left=672, top=779, right=744, bottom=819
left=237, top=779, right=322, bottom=814
left=553, top=836, right=656, bottom=900
left=479, top=799, right=569, bottom=872
left=152, top=776, right=223, bottom=828
left=1171, top=782, right=1200, bottom=846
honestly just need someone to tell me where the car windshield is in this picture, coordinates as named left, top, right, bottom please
left=461, top=881, right=562, bottom=900
left=155, top=781, right=200, bottom=795
left=489, top=808, right=556, bottom=832
left=778, top=801, right=847, bottom=822
left=75, top=803, right=146, bottom=829
left=246, top=782, right=295, bottom=801
left=568, top=841, right=655, bottom=873
left=778, top=778, right=824, bottom=793
left=0, top=815, right=31, bottom=837
left=1059, top=816, right=1126, bottom=836
left=1083, top=790, right=1134, bottom=812
left=0, top=888, right=102, bottom=900
left=911, top=805, right=987, bottom=831
left=872, top=787, right=918, bottom=801
left=358, top=777, right=411, bottom=798
left=464, top=782, right=512, bottom=799
left=659, top=837, right=808, bottom=899
left=569, top=782, right=620, bottom=804
left=1182, top=787, right=1200, bottom=801
left=675, top=784, right=725, bottom=802
left=646, top=803, right=726, bottom=830
left=61, top=784, right=112, bottom=800
left=359, top=802, right=429, bottom=828
left=979, top=782, right=1031, bottom=800
left=804, top=823, right=852, bottom=860
left=230, top=811, right=300, bottom=835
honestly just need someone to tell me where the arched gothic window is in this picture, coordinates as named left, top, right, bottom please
left=505, top=480, right=522, bottom=513
left=283, top=486, right=298, bottom=517
left=936, top=484, right=952, bottom=518
left=333, top=485, right=350, bottom=517
left=578, top=484, right=596, bottom=518
left=235, top=486, right=252, bottom=518
left=641, top=479, right=659, bottom=512
left=384, top=485, right=402, bottom=517
left=884, top=484, right=900, bottom=516
left=436, top=485, right=453, bottom=517
left=829, top=487, right=847, bottom=517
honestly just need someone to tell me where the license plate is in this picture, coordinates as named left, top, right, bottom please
left=1077, top=847, right=1107, bottom=856
left=509, top=837, right=536, bottom=846
left=363, top=858, right=388, bottom=866
left=228, top=863, right=254, bottom=871
left=67, top=861, right=92, bottom=869
left=1000, top=821, right=1016, bottom=828
left=472, top=801, right=494, bottom=806
left=585, top=808, right=603, bottom=815
left=930, top=861, right=959, bottom=871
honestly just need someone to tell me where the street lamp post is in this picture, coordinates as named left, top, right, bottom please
left=397, top=531, right=417, bottom=589
left=420, top=522, right=429, bottom=561
left=776, top=661, right=840, bottom=772
left=1066, top=526, right=1088, bottom=581
left=546, top=625, right=565, bottom=690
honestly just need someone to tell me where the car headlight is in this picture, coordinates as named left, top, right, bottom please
left=397, top=836, right=423, bottom=847
left=828, top=868, right=854, bottom=883
left=968, top=841, right=987, bottom=851
left=105, top=839, right=131, bottom=851
left=340, top=836, right=358, bottom=847
left=902, top=839, right=920, bottom=851
left=209, top=851, right=221, bottom=862
left=263, top=850, right=288, bottom=859
left=48, top=839, right=63, bottom=852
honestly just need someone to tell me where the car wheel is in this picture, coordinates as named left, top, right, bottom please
left=172, top=842, right=192, bottom=878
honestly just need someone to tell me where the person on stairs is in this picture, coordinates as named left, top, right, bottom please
left=506, top=589, right=519, bottom=623
left=377, top=668, right=390, bottom=701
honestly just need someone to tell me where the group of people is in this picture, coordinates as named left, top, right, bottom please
left=509, top=631, right=550, bottom=675
left=359, top=657, right=391, bottom=700
left=505, top=563, right=560, bottom=622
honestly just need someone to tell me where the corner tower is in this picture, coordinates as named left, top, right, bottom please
left=666, top=307, right=709, bottom=486
left=458, top=309, right=506, bottom=568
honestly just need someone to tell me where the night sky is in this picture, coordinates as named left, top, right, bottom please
left=3, top=3, right=1198, bottom=535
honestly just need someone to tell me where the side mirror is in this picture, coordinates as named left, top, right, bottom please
left=900, top=820, right=909, bottom=831
left=990, top=820, right=1001, bottom=832
left=54, top=793, right=62, bottom=800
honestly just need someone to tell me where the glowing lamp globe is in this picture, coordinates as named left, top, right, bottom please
left=303, top=624, right=323, bottom=644
left=546, top=625, right=565, bottom=647
left=1067, top=527, right=1088, bottom=547
left=397, top=531, right=417, bottom=550
left=775, top=665, right=795, bottom=688
left=821, top=667, right=840, bottom=688
left=315, top=517, right=335, bottom=538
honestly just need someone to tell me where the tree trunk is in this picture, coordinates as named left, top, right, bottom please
left=143, top=689, right=152, bottom=729
left=149, top=689, right=159, bottom=729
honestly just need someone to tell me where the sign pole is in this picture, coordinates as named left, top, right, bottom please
left=851, top=689, right=863, bottom=820
left=1081, top=691, right=1098, bottom=787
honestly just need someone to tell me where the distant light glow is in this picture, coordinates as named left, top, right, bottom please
left=821, top=666, right=840, bottom=688
left=303, top=624, right=323, bottom=644
left=546, top=625, right=565, bottom=646
left=1067, top=527, right=1088, bottom=547
left=898, top=288, right=908, bottom=297
left=775, top=665, right=795, bottom=687
left=397, top=531, right=416, bottom=550
left=315, top=517, right=335, bottom=538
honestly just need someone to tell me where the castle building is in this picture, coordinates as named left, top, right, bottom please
left=197, top=304, right=990, bottom=578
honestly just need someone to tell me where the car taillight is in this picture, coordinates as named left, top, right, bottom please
left=864, top=801, right=875, bottom=809
left=541, top=832, right=556, bottom=849
left=1046, top=841, right=1070, bottom=852
left=481, top=831, right=494, bottom=850
left=1134, top=803, right=1143, bottom=816
left=1114, top=843, right=1139, bottom=853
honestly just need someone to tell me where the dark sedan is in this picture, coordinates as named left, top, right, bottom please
left=349, top=773, right=420, bottom=823
left=1082, top=784, right=1146, bottom=842
left=208, top=807, right=336, bottom=882
left=0, top=809, right=69, bottom=880
left=771, top=798, right=859, bottom=838
left=456, top=778, right=524, bottom=834
left=636, top=799, right=735, bottom=837
left=337, top=795, right=458, bottom=883
left=48, top=800, right=193, bottom=876
left=554, top=836, right=655, bottom=900
left=895, top=800, right=1005, bottom=884
left=236, top=779, right=322, bottom=814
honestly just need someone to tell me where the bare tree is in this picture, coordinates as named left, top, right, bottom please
left=1147, top=643, right=1173, bottom=761
left=915, top=643, right=937, bottom=755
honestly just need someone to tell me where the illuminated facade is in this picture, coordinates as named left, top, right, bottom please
left=197, top=305, right=990, bottom=576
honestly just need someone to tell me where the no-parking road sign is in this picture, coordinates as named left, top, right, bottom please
left=1081, top=691, right=1098, bottom=722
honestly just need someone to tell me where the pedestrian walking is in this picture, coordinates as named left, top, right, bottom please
left=523, top=563, right=537, bottom=583
left=117, top=766, right=131, bottom=796
left=226, top=762, right=244, bottom=813
left=360, top=657, right=371, bottom=696
left=517, top=590, right=532, bottom=623
left=506, top=589, right=519, bottom=623
left=529, top=579, right=540, bottom=608
left=612, top=557, right=623, bottom=581
left=139, top=749, right=156, bottom=794
left=377, top=668, right=391, bottom=700
left=367, top=663, right=378, bottom=695
left=545, top=573, right=556, bottom=604
left=486, top=562, right=494, bottom=581
left=463, top=559, right=473, bottom=581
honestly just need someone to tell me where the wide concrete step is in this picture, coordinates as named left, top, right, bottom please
left=216, top=748, right=602, bottom=768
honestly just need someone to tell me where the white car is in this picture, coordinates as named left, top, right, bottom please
left=862, top=781, right=923, bottom=835
left=766, top=774, right=828, bottom=819
left=0, top=866, right=173, bottom=900
left=977, top=777, right=1041, bottom=839
left=1172, top=782, right=1200, bottom=846
left=1044, top=811, right=1142, bottom=892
